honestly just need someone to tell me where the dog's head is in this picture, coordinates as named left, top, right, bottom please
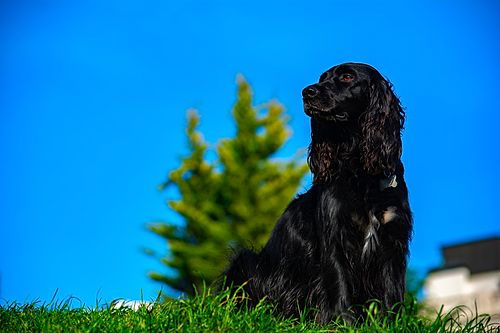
left=303, top=63, right=375, bottom=122
left=304, top=63, right=405, bottom=176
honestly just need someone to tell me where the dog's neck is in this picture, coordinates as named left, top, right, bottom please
left=307, top=119, right=364, bottom=184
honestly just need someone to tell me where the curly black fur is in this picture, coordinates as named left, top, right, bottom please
left=222, top=63, right=413, bottom=323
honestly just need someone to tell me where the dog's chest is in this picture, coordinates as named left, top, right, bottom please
left=350, top=212, right=366, bottom=229
left=350, top=212, right=379, bottom=259
left=351, top=206, right=399, bottom=259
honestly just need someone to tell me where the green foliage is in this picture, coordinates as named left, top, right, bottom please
left=1, top=290, right=497, bottom=332
left=406, top=267, right=425, bottom=299
left=147, top=77, right=309, bottom=295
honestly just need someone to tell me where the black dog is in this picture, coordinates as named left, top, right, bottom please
left=223, top=63, right=412, bottom=323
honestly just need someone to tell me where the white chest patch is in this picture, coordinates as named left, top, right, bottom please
left=361, top=207, right=399, bottom=260
left=382, top=206, right=398, bottom=224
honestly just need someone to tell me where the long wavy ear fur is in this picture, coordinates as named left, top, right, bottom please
left=308, top=119, right=335, bottom=184
left=360, top=77, right=405, bottom=175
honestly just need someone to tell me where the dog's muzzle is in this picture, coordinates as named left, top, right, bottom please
left=302, top=85, right=348, bottom=122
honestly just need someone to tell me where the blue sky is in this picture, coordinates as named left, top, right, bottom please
left=1, top=0, right=499, bottom=305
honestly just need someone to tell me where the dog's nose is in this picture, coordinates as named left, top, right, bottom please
left=302, top=86, right=319, bottom=99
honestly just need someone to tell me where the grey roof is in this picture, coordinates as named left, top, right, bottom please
left=435, top=236, right=500, bottom=274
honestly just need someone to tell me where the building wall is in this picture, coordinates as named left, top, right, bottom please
left=425, top=267, right=500, bottom=318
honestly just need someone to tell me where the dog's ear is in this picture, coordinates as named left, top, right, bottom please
left=360, top=77, right=405, bottom=175
left=308, top=119, right=334, bottom=183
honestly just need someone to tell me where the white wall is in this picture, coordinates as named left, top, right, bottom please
left=424, top=267, right=500, bottom=319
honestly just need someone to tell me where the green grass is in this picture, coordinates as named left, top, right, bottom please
left=1, top=289, right=498, bottom=332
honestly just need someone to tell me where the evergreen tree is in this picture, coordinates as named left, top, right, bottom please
left=147, top=77, right=309, bottom=296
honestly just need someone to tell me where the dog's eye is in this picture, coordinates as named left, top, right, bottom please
left=339, top=74, right=355, bottom=82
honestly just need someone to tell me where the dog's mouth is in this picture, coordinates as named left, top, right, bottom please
left=334, top=112, right=348, bottom=121
left=304, top=106, right=349, bottom=122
